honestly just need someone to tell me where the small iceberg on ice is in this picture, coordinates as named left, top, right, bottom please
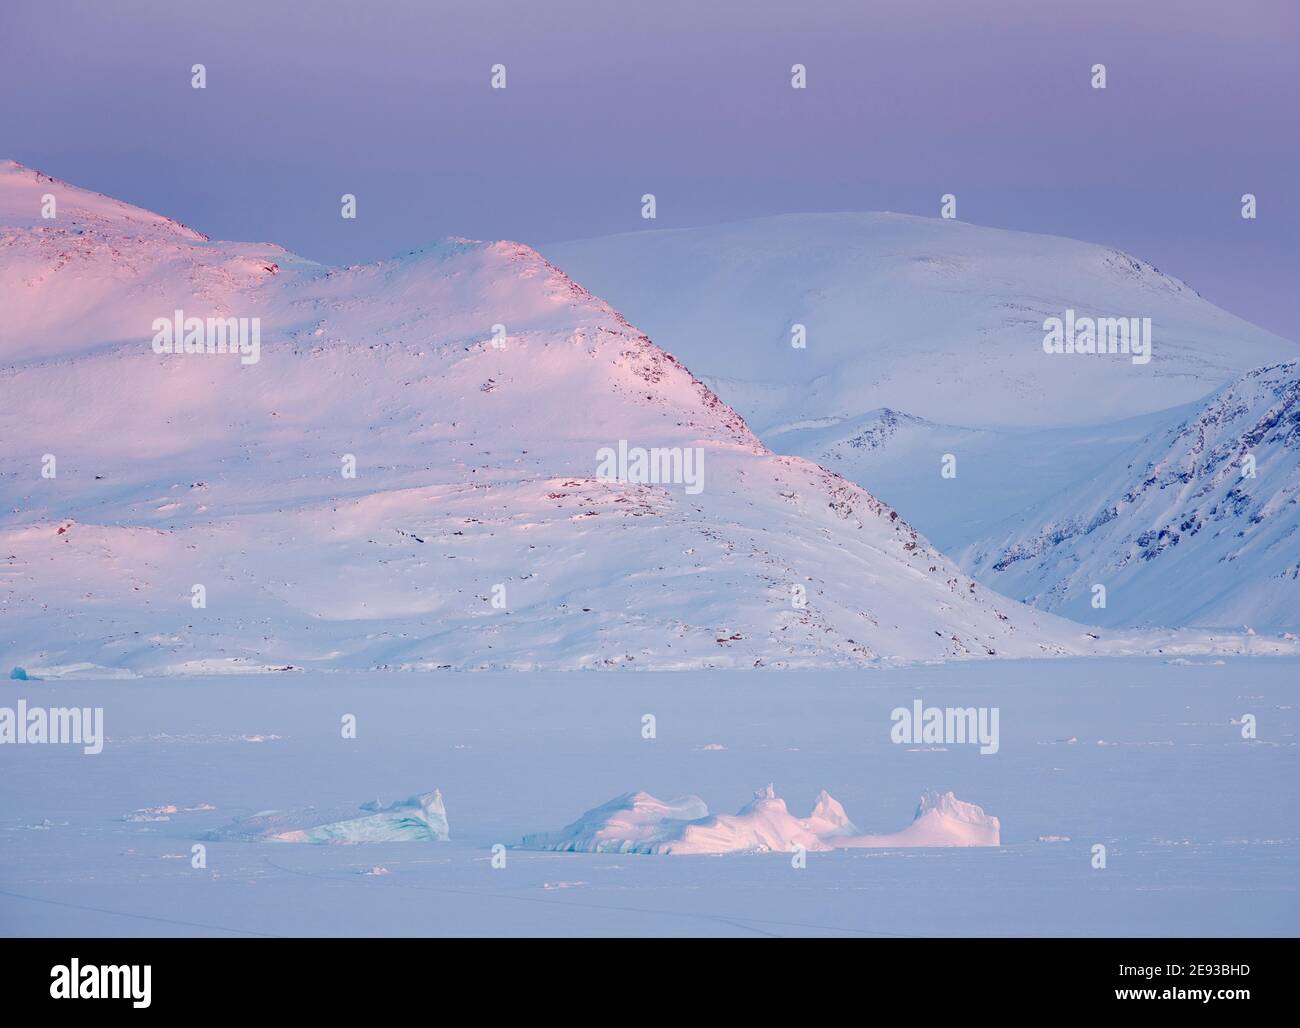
left=204, top=790, right=449, bottom=844
left=522, top=785, right=998, bottom=854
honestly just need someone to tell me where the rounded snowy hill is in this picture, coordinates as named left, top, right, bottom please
left=0, top=161, right=1118, bottom=674
left=544, top=212, right=1295, bottom=433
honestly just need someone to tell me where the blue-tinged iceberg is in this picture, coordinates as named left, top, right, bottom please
left=205, top=791, right=449, bottom=843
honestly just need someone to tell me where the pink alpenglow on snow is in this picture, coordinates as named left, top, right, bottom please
left=830, top=790, right=1001, bottom=849
left=521, top=785, right=1000, bottom=854
left=4, top=160, right=1289, bottom=675
left=0, top=159, right=1109, bottom=675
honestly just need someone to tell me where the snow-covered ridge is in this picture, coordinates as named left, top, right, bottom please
left=0, top=158, right=208, bottom=240
left=0, top=160, right=309, bottom=366
left=965, top=361, right=1300, bottom=629
left=521, top=785, right=1001, bottom=854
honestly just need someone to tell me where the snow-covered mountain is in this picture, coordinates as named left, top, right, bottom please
left=0, top=160, right=1119, bottom=674
left=544, top=214, right=1299, bottom=624
left=964, top=361, right=1300, bottom=630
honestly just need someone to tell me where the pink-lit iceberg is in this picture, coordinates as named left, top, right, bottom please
left=522, top=785, right=998, bottom=854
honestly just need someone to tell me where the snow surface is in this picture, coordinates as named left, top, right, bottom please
left=965, top=361, right=1300, bottom=629
left=2, top=661, right=1295, bottom=937
left=522, top=784, right=998, bottom=853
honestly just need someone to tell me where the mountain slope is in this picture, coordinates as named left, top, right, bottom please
left=0, top=161, right=1113, bottom=673
left=765, top=404, right=1192, bottom=554
left=963, top=362, right=1300, bottom=630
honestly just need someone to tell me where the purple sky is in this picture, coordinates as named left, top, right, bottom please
left=2, top=0, right=1296, bottom=337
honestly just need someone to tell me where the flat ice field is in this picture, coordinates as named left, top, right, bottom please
left=1, top=658, right=1296, bottom=937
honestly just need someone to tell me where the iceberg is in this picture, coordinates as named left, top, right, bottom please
left=204, top=790, right=449, bottom=844
left=521, top=792, right=710, bottom=853
left=522, top=785, right=998, bottom=855
left=831, top=790, right=1001, bottom=848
